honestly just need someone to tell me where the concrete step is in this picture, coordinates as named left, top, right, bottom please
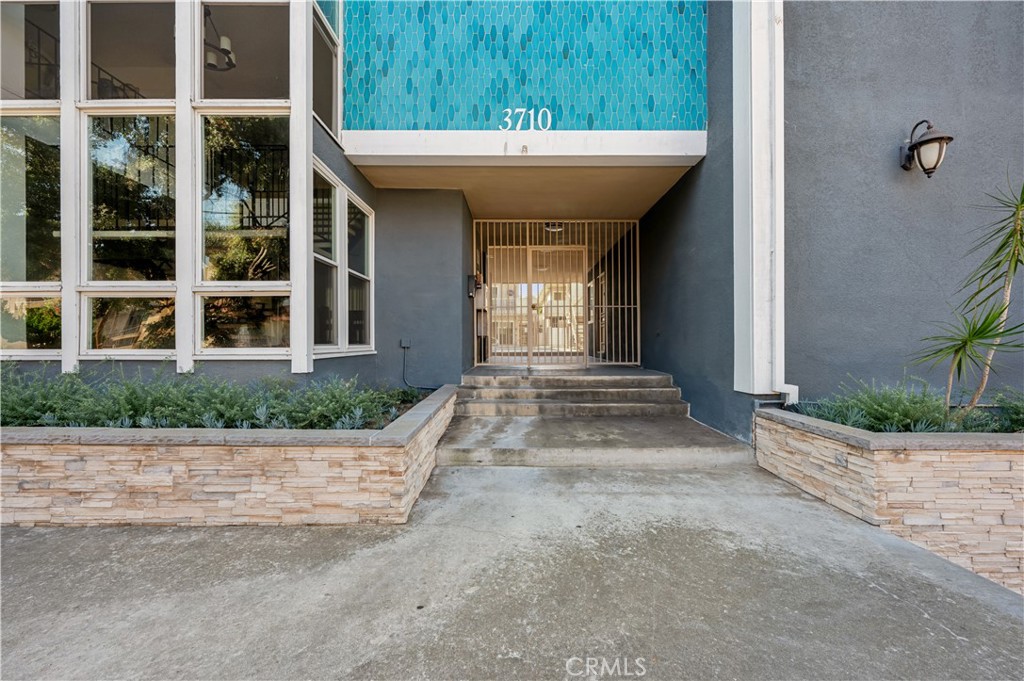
left=436, top=415, right=752, bottom=469
left=454, top=400, right=689, bottom=417
left=457, top=386, right=683, bottom=403
left=460, top=373, right=675, bottom=389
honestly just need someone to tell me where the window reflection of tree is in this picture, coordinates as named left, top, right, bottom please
left=202, top=117, right=290, bottom=282
left=90, top=116, right=175, bottom=281
left=92, top=298, right=174, bottom=350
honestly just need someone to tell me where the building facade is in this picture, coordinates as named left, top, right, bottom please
left=1, top=0, right=1022, bottom=440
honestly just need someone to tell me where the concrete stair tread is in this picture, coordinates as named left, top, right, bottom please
left=455, top=401, right=689, bottom=417
left=460, top=371, right=674, bottom=389
left=436, top=415, right=752, bottom=469
left=457, top=387, right=683, bottom=402
left=459, top=398, right=687, bottom=406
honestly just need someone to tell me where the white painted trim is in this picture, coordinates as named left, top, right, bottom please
left=340, top=130, right=708, bottom=167
left=0, top=283, right=62, bottom=294
left=59, top=0, right=80, bottom=372
left=76, top=100, right=176, bottom=113
left=0, top=101, right=61, bottom=114
left=732, top=0, right=797, bottom=403
left=313, top=350, right=377, bottom=360
left=191, top=100, right=291, bottom=113
left=289, top=0, right=314, bottom=373
left=174, top=0, right=197, bottom=373
left=0, top=351, right=62, bottom=362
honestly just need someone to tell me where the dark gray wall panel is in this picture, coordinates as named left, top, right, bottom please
left=640, top=1, right=757, bottom=441
left=461, top=196, right=475, bottom=373
left=373, top=189, right=473, bottom=389
left=784, top=0, right=1024, bottom=400
left=312, top=123, right=377, bottom=204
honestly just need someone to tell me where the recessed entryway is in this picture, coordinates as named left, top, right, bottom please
left=472, top=220, right=639, bottom=368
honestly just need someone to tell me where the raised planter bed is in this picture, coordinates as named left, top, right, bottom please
left=755, top=408, right=1024, bottom=593
left=0, top=386, right=457, bottom=527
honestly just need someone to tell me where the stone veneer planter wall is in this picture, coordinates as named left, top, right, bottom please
left=755, top=408, right=1024, bottom=593
left=0, top=386, right=457, bottom=527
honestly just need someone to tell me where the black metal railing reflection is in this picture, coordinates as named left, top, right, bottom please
left=91, top=116, right=176, bottom=230
left=204, top=146, right=291, bottom=229
left=23, top=19, right=59, bottom=98
left=91, top=63, right=145, bottom=100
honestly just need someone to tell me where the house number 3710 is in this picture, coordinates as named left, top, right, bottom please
left=498, top=107, right=553, bottom=131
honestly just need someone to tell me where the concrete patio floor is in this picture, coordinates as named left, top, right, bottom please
left=2, top=466, right=1022, bottom=680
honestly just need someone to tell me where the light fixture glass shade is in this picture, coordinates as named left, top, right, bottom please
left=915, top=140, right=943, bottom=172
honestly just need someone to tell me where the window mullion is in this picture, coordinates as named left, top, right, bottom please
left=175, top=0, right=197, bottom=372
left=339, top=187, right=349, bottom=350
left=289, top=0, right=313, bottom=372
left=58, top=0, right=80, bottom=371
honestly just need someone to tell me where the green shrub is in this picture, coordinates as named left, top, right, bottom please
left=992, top=389, right=1024, bottom=432
left=0, top=363, right=422, bottom=430
left=796, top=378, right=1024, bottom=433
left=797, top=378, right=947, bottom=433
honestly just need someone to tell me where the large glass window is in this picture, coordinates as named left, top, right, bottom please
left=203, top=4, right=288, bottom=100
left=1, top=3, right=59, bottom=100
left=312, top=166, right=374, bottom=353
left=202, top=296, right=290, bottom=348
left=347, top=202, right=371, bottom=347
left=202, top=116, right=289, bottom=282
left=1, top=115, right=60, bottom=282
left=312, top=171, right=337, bottom=346
left=313, top=13, right=338, bottom=134
left=0, top=297, right=60, bottom=350
left=88, top=297, right=175, bottom=350
left=89, top=3, right=175, bottom=99
left=89, top=115, right=175, bottom=281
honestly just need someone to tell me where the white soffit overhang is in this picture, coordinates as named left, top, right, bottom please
left=340, top=130, right=707, bottom=167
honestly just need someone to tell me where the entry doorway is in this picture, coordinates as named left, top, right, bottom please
left=473, top=221, right=639, bottom=368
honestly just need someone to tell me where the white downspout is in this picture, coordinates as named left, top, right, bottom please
left=769, top=0, right=798, bottom=404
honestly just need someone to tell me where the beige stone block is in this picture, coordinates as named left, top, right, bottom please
left=2, top=495, right=52, bottom=508
left=300, top=513, right=360, bottom=524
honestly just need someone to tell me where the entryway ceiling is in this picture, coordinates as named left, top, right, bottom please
left=357, top=166, right=692, bottom=219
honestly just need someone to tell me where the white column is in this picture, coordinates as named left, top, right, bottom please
left=289, top=0, right=314, bottom=373
left=732, top=0, right=797, bottom=402
left=58, top=0, right=79, bottom=372
left=174, top=0, right=197, bottom=372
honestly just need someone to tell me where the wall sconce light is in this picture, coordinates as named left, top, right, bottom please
left=900, top=119, right=953, bottom=178
left=204, top=7, right=236, bottom=71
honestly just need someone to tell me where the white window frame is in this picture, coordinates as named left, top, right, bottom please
left=191, top=1, right=296, bottom=361
left=0, top=0, right=65, bottom=362
left=311, top=2, right=341, bottom=142
left=344, top=188, right=374, bottom=354
left=79, top=291, right=177, bottom=360
left=1, top=0, right=325, bottom=372
left=311, top=156, right=375, bottom=360
left=76, top=0, right=178, bottom=359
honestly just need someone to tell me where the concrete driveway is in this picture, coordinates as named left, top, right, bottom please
left=2, top=466, right=1022, bottom=680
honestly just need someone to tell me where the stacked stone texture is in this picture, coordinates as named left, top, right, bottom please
left=755, top=410, right=1023, bottom=594
left=1, top=390, right=455, bottom=527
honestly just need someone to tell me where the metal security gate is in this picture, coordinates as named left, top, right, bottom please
left=472, top=221, right=639, bottom=367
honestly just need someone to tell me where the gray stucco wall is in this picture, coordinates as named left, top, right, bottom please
left=784, top=0, right=1024, bottom=400
left=640, top=1, right=757, bottom=441
left=373, top=189, right=474, bottom=388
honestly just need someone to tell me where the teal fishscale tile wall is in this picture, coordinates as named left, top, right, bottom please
left=344, top=0, right=707, bottom=131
